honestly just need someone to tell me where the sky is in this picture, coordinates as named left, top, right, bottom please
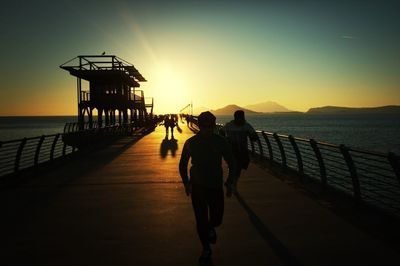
left=0, top=0, right=399, bottom=115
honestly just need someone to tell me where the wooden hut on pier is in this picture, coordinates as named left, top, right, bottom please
left=60, top=55, right=153, bottom=128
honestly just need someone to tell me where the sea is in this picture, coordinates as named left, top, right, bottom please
left=217, top=113, right=400, bottom=154
left=0, top=116, right=76, bottom=142
left=0, top=114, right=399, bottom=154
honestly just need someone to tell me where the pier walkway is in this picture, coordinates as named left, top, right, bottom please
left=2, top=121, right=399, bottom=266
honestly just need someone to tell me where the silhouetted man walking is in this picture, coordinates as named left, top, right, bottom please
left=179, top=111, right=236, bottom=262
left=221, top=110, right=257, bottom=189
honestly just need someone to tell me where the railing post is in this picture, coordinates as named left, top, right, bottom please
left=273, top=133, right=286, bottom=168
left=50, top=134, right=60, bottom=161
left=388, top=152, right=400, bottom=185
left=63, top=123, right=69, bottom=133
left=310, top=139, right=327, bottom=188
left=261, top=131, right=273, bottom=160
left=250, top=137, right=255, bottom=155
left=289, top=135, right=304, bottom=176
left=62, top=142, right=67, bottom=157
left=34, top=135, right=45, bottom=166
left=340, top=144, right=361, bottom=203
left=14, top=138, right=27, bottom=173
left=257, top=135, right=264, bottom=157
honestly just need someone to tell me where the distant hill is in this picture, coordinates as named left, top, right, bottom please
left=307, top=105, right=400, bottom=114
left=244, top=101, right=291, bottom=113
left=211, top=104, right=260, bottom=115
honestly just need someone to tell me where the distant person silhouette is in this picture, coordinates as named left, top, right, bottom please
left=163, top=114, right=177, bottom=138
left=220, top=110, right=257, bottom=190
left=172, top=114, right=178, bottom=136
left=179, top=111, right=236, bottom=263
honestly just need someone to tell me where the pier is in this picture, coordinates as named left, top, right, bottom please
left=1, top=54, right=399, bottom=265
left=2, top=120, right=400, bottom=265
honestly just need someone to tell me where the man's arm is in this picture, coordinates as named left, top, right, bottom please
left=247, top=123, right=258, bottom=142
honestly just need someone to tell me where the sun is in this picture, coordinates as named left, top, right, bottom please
left=151, top=63, right=190, bottom=114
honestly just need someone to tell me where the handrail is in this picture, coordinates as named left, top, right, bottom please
left=0, top=134, right=76, bottom=178
left=0, top=119, right=155, bottom=178
left=187, top=115, right=400, bottom=217
left=273, top=133, right=286, bottom=167
left=340, top=144, right=361, bottom=203
left=14, top=138, right=27, bottom=172
left=310, top=139, right=327, bottom=188
left=253, top=129, right=400, bottom=217
left=1, top=133, right=62, bottom=145
left=50, top=134, right=60, bottom=161
left=261, top=131, right=273, bottom=160
left=34, top=135, right=45, bottom=166
left=289, top=135, right=304, bottom=176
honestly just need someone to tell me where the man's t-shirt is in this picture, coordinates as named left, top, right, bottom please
left=179, top=133, right=236, bottom=189
left=221, top=121, right=257, bottom=169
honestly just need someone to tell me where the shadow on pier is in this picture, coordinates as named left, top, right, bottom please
left=1, top=121, right=400, bottom=266
left=160, top=137, right=178, bottom=158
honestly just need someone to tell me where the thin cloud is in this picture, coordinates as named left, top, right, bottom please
left=341, top=35, right=358, bottom=40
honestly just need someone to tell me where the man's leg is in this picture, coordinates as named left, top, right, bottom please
left=208, top=188, right=224, bottom=244
left=233, top=152, right=242, bottom=185
left=191, top=185, right=211, bottom=251
left=235, top=167, right=242, bottom=185
left=208, top=188, right=224, bottom=228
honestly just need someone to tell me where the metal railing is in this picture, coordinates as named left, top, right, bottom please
left=0, top=120, right=157, bottom=178
left=0, top=134, right=76, bottom=178
left=63, top=120, right=153, bottom=134
left=188, top=115, right=400, bottom=217
left=251, top=130, right=400, bottom=217
left=80, top=91, right=90, bottom=101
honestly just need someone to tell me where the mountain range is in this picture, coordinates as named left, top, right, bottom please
left=244, top=101, right=291, bottom=112
left=193, top=101, right=291, bottom=115
left=192, top=102, right=400, bottom=115
left=211, top=105, right=261, bottom=115
left=306, top=105, right=400, bottom=114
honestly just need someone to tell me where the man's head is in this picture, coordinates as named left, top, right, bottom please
left=198, top=111, right=216, bottom=134
left=234, top=110, right=245, bottom=126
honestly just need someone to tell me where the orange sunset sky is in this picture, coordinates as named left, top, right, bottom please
left=1, top=0, right=399, bottom=115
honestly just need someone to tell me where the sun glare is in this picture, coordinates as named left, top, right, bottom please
left=152, top=64, right=190, bottom=114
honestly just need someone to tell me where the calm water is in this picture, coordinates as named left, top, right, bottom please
left=216, top=113, right=400, bottom=154
left=1, top=114, right=399, bottom=153
left=0, top=116, right=76, bottom=141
